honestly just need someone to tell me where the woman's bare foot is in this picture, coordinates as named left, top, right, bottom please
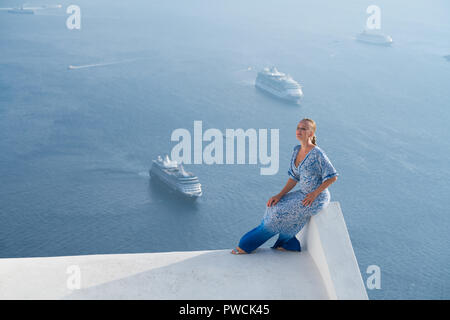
left=231, top=246, right=248, bottom=254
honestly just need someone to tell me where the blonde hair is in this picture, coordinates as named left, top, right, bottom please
left=301, top=118, right=317, bottom=145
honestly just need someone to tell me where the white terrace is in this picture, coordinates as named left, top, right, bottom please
left=0, top=202, right=367, bottom=300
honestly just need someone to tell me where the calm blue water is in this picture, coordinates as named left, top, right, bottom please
left=1, top=0, right=449, bottom=299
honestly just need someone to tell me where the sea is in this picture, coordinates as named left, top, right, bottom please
left=1, top=0, right=449, bottom=299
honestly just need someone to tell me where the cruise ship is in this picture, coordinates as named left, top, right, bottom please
left=149, top=155, right=202, bottom=198
left=355, top=30, right=393, bottom=46
left=255, top=67, right=303, bottom=102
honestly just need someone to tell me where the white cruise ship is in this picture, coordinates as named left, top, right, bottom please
left=255, top=67, right=303, bottom=102
left=149, top=155, right=202, bottom=198
left=356, top=30, right=393, bottom=46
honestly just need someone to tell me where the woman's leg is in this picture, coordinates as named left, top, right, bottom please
left=269, top=198, right=328, bottom=252
left=237, top=221, right=277, bottom=253
left=271, top=233, right=301, bottom=251
left=270, top=214, right=311, bottom=252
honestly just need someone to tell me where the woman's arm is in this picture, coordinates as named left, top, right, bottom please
left=315, top=176, right=338, bottom=194
left=267, top=178, right=297, bottom=207
left=302, top=176, right=338, bottom=206
left=278, top=178, right=298, bottom=197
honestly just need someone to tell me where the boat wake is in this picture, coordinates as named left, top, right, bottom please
left=68, top=59, right=137, bottom=70
left=234, top=66, right=256, bottom=86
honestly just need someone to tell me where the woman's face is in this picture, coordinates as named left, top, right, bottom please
left=296, top=121, right=313, bottom=142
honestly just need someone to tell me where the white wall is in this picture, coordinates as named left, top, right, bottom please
left=298, top=201, right=368, bottom=300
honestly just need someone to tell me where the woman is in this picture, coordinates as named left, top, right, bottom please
left=231, top=118, right=339, bottom=254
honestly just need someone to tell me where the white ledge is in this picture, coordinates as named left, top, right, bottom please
left=0, top=201, right=368, bottom=300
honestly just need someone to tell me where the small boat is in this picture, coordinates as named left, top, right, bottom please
left=356, top=30, right=393, bottom=46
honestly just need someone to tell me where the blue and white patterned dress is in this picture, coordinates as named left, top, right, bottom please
left=262, top=144, right=339, bottom=237
left=237, top=144, right=339, bottom=253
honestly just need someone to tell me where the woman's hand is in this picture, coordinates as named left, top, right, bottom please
left=302, top=190, right=319, bottom=207
left=267, top=194, right=283, bottom=207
